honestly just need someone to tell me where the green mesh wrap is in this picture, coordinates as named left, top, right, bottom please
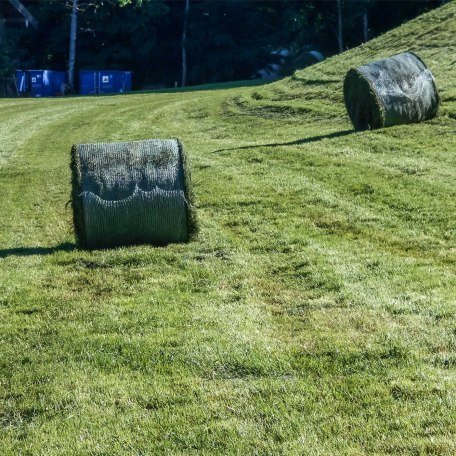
left=71, top=139, right=196, bottom=249
left=344, top=52, right=440, bottom=130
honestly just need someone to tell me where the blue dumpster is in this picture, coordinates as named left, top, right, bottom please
left=29, top=70, right=67, bottom=97
left=79, top=70, right=132, bottom=95
left=79, top=70, right=97, bottom=95
left=29, top=70, right=43, bottom=96
left=99, top=70, right=132, bottom=94
left=15, top=70, right=28, bottom=94
left=46, top=71, right=67, bottom=96
left=123, top=71, right=132, bottom=92
left=98, top=70, right=115, bottom=94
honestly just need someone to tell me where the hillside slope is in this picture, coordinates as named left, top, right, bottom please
left=0, top=3, right=455, bottom=454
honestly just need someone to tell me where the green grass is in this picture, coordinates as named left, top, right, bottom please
left=1, top=3, right=455, bottom=454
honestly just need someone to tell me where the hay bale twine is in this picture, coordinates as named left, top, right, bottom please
left=344, top=52, right=439, bottom=130
left=71, top=138, right=196, bottom=249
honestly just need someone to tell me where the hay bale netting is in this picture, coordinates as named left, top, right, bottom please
left=343, top=52, right=440, bottom=130
left=71, top=138, right=196, bottom=249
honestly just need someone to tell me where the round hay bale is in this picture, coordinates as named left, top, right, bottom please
left=71, top=138, right=196, bottom=249
left=344, top=52, right=440, bottom=130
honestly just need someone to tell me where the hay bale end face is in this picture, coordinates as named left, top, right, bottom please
left=71, top=138, right=196, bottom=249
left=344, top=52, right=440, bottom=130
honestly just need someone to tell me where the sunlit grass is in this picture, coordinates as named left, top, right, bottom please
left=0, top=3, right=455, bottom=454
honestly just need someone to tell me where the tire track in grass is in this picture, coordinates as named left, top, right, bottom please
left=0, top=104, right=80, bottom=168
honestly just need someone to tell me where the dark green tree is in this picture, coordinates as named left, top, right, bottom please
left=2, top=0, right=443, bottom=93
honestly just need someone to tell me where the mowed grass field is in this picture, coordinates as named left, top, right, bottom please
left=1, top=3, right=455, bottom=454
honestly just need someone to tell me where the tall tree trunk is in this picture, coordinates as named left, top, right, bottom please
left=181, top=0, right=190, bottom=87
left=363, top=1, right=369, bottom=42
left=337, top=0, right=343, bottom=53
left=68, top=0, right=78, bottom=91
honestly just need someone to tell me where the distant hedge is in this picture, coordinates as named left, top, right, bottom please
left=71, top=138, right=196, bottom=249
left=344, top=52, right=439, bottom=130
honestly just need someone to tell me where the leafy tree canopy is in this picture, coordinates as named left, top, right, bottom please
left=0, top=0, right=441, bottom=91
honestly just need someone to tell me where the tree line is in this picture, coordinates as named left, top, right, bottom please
left=0, top=0, right=442, bottom=93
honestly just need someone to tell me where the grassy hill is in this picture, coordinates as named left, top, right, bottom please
left=1, top=3, right=455, bottom=454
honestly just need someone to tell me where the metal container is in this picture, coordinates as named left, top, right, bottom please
left=28, top=70, right=67, bottom=97
left=79, top=70, right=97, bottom=95
left=99, top=70, right=132, bottom=94
left=15, top=70, right=28, bottom=93
left=79, top=70, right=132, bottom=95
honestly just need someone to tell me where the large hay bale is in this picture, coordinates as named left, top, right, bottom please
left=344, top=52, right=439, bottom=130
left=71, top=138, right=196, bottom=249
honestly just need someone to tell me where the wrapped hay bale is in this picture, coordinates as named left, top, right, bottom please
left=71, top=138, right=196, bottom=249
left=344, top=52, right=439, bottom=130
